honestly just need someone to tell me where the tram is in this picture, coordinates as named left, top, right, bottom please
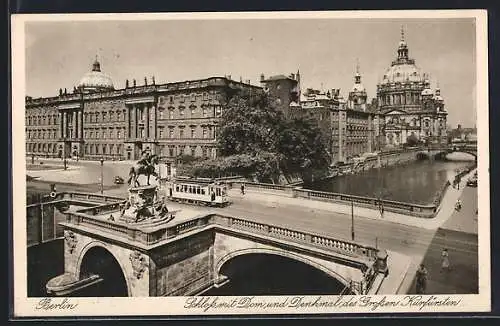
left=164, top=178, right=230, bottom=207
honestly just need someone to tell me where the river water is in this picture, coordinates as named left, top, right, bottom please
left=310, top=160, right=474, bottom=205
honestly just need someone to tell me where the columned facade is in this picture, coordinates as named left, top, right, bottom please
left=26, top=60, right=262, bottom=161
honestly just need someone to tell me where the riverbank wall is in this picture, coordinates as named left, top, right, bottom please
left=227, top=162, right=477, bottom=219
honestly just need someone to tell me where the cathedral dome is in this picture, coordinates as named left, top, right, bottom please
left=381, top=63, right=422, bottom=84
left=76, top=58, right=114, bottom=93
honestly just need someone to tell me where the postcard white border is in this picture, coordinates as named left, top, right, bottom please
left=11, top=10, right=490, bottom=317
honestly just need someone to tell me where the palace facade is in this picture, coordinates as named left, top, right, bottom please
left=25, top=59, right=261, bottom=161
left=25, top=27, right=449, bottom=164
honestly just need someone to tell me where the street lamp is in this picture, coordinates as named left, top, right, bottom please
left=351, top=201, right=355, bottom=241
left=100, top=159, right=104, bottom=194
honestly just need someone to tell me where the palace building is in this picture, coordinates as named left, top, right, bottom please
left=25, top=58, right=262, bottom=161
left=376, top=28, right=448, bottom=146
left=25, top=27, right=449, bottom=164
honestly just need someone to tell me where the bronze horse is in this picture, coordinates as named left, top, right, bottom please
left=127, top=154, right=160, bottom=187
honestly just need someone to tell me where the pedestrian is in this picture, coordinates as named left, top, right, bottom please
left=240, top=183, right=245, bottom=195
left=416, top=264, right=428, bottom=294
left=441, top=248, right=450, bottom=272
left=380, top=203, right=385, bottom=218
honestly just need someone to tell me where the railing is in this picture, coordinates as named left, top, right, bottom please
left=293, top=187, right=437, bottom=218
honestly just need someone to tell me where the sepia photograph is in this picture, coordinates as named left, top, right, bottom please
left=11, top=10, right=490, bottom=316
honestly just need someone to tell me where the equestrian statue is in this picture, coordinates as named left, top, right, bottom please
left=127, top=150, right=160, bottom=187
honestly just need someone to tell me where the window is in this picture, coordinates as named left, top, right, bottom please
left=202, top=106, right=207, bottom=117
left=159, top=110, right=164, bottom=119
left=140, top=109, right=144, bottom=121
left=90, top=131, right=94, bottom=138
left=84, top=131, right=88, bottom=138
left=202, top=147, right=208, bottom=158
left=202, top=127, right=207, bottom=139
left=179, top=146, right=185, bottom=155
left=191, top=93, right=196, bottom=102
left=169, top=147, right=174, bottom=157
left=190, top=106, right=196, bottom=116
left=191, top=128, right=196, bottom=138
left=168, top=109, right=173, bottom=119
left=159, top=128, right=164, bottom=139
left=179, top=107, right=185, bottom=118
left=179, top=128, right=184, bottom=138
left=102, top=130, right=105, bottom=138
left=117, top=129, right=121, bottom=139
left=103, top=112, right=107, bottom=121
left=191, top=146, right=196, bottom=156
left=116, top=111, right=121, bottom=121
left=169, top=129, right=174, bottom=138
left=169, top=96, right=173, bottom=103
left=180, top=95, right=185, bottom=103
left=203, top=92, right=208, bottom=101
left=215, top=106, right=222, bottom=117
left=110, top=128, right=114, bottom=138
left=140, top=128, right=145, bottom=138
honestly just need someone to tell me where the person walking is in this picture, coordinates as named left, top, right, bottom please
left=416, top=264, right=428, bottom=294
left=380, top=203, right=385, bottom=218
left=441, top=248, right=450, bottom=272
left=240, top=183, right=245, bottom=195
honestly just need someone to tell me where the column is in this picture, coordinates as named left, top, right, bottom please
left=135, top=105, right=139, bottom=138
left=72, top=111, right=77, bottom=139
left=78, top=110, right=83, bottom=139
left=145, top=104, right=150, bottom=139
left=59, top=112, right=63, bottom=138
left=151, top=104, right=157, bottom=140
left=125, top=105, right=130, bottom=139
left=367, top=115, right=373, bottom=153
left=62, top=112, right=67, bottom=138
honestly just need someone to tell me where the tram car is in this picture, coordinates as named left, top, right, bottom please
left=164, top=178, right=230, bottom=207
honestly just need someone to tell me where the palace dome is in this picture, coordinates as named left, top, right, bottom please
left=76, top=59, right=114, bottom=93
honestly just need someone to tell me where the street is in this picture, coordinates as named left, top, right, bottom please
left=26, top=158, right=479, bottom=295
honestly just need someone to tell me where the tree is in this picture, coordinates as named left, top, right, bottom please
left=406, top=133, right=419, bottom=146
left=217, top=92, right=284, bottom=156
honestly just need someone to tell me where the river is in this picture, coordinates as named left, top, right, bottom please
left=310, top=160, right=474, bottom=205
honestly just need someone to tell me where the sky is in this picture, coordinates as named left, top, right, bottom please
left=25, top=17, right=477, bottom=128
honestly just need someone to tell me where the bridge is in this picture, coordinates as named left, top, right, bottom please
left=416, top=144, right=477, bottom=161
left=35, top=192, right=390, bottom=297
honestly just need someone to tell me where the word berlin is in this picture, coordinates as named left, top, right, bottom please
left=184, top=295, right=462, bottom=312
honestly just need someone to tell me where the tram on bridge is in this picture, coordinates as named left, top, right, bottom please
left=164, top=178, right=230, bottom=207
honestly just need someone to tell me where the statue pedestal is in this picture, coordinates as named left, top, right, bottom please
left=120, top=185, right=158, bottom=223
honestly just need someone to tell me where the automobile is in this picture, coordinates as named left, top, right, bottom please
left=466, top=177, right=477, bottom=187
left=114, top=176, right=125, bottom=184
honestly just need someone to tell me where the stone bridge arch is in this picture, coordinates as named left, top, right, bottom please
left=63, top=231, right=151, bottom=297
left=215, top=248, right=352, bottom=289
left=75, top=241, right=132, bottom=297
left=212, top=232, right=366, bottom=293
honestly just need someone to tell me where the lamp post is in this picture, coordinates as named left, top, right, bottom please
left=100, top=159, right=104, bottom=194
left=63, top=157, right=67, bottom=170
left=351, top=200, right=355, bottom=241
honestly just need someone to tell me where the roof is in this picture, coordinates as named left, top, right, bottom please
left=263, top=75, right=296, bottom=82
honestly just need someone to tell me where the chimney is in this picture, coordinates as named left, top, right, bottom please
left=240, top=76, right=243, bottom=82
left=152, top=76, right=155, bottom=85
left=133, top=79, right=137, bottom=87
left=227, top=75, right=231, bottom=80
left=64, top=88, right=67, bottom=95
left=260, top=74, right=265, bottom=82
left=126, top=79, right=129, bottom=88
left=59, top=88, right=63, bottom=96
left=291, top=73, right=295, bottom=80
left=144, top=77, right=148, bottom=86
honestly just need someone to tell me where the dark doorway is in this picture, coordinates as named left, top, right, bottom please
left=77, top=247, right=128, bottom=297
left=205, top=253, right=349, bottom=296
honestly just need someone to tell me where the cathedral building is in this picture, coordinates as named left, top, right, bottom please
left=25, top=58, right=262, bottom=161
left=376, top=28, right=448, bottom=146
